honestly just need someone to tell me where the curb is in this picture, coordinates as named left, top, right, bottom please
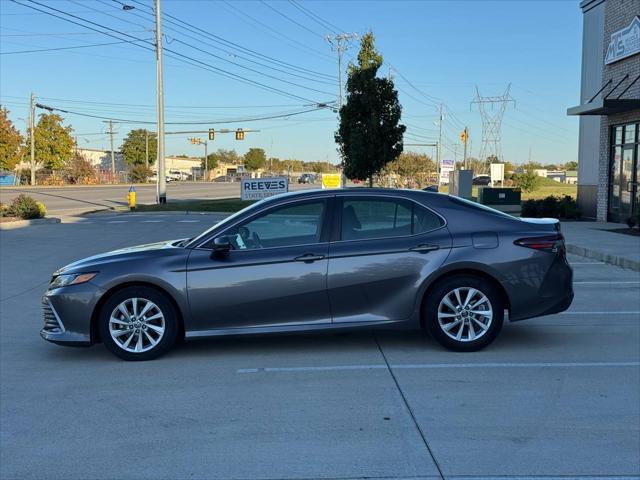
left=0, top=217, right=61, bottom=230
left=566, top=243, right=640, bottom=271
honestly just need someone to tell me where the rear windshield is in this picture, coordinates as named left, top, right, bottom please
left=447, top=196, right=516, bottom=220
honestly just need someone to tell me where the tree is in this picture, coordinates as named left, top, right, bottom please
left=63, top=152, right=96, bottom=184
left=513, top=164, right=541, bottom=193
left=121, top=129, right=157, bottom=167
left=335, top=31, right=406, bottom=186
left=386, top=152, right=436, bottom=188
left=28, top=113, right=74, bottom=171
left=564, top=161, right=578, bottom=170
left=203, top=148, right=241, bottom=170
left=243, top=148, right=266, bottom=171
left=0, top=107, right=23, bottom=172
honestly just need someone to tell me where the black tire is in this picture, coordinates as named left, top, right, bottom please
left=99, top=286, right=179, bottom=361
left=424, top=275, right=504, bottom=352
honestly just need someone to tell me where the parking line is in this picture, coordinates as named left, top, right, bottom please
left=558, top=311, right=640, bottom=314
left=106, top=221, right=128, bottom=224
left=237, top=361, right=640, bottom=374
left=178, top=220, right=200, bottom=223
left=141, top=220, right=164, bottom=223
left=570, top=262, right=606, bottom=265
left=574, top=281, right=640, bottom=285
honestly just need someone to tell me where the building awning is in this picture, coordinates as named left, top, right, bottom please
left=567, top=98, right=640, bottom=116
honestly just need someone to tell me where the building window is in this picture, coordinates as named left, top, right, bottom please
left=609, top=123, right=639, bottom=223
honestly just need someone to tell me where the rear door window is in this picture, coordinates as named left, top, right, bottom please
left=340, top=198, right=442, bottom=241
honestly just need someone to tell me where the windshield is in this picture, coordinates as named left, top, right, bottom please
left=185, top=198, right=268, bottom=247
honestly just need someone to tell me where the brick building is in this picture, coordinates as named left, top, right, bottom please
left=568, top=0, right=639, bottom=222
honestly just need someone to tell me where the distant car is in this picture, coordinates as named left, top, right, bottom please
left=41, top=188, right=573, bottom=360
left=298, top=173, right=315, bottom=184
left=472, top=175, right=491, bottom=186
left=423, top=185, right=439, bottom=192
left=168, top=170, right=189, bottom=181
left=148, top=174, right=173, bottom=183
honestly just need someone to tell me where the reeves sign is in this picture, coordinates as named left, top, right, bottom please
left=241, top=177, right=288, bottom=200
left=605, top=16, right=640, bottom=65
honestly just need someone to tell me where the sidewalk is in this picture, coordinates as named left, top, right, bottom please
left=561, top=221, right=640, bottom=271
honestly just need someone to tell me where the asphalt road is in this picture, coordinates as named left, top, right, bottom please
left=0, top=181, right=316, bottom=215
left=1, top=214, right=639, bottom=479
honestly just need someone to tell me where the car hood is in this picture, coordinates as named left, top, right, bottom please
left=55, top=239, right=187, bottom=275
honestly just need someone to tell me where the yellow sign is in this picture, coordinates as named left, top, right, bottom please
left=322, top=173, right=341, bottom=189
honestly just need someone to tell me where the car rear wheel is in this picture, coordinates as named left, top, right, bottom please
left=424, top=275, right=503, bottom=352
left=99, top=286, right=178, bottom=361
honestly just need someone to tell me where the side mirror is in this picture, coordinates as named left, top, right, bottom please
left=212, top=236, right=231, bottom=255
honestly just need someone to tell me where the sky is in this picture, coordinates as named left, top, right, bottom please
left=0, top=0, right=583, bottom=166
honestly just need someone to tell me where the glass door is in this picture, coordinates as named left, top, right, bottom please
left=609, top=123, right=639, bottom=223
left=620, top=147, right=634, bottom=220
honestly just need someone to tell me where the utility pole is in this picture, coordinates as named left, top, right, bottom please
left=155, top=0, right=167, bottom=203
left=204, top=140, right=208, bottom=181
left=145, top=130, right=149, bottom=169
left=107, top=120, right=115, bottom=176
left=325, top=33, right=358, bottom=187
left=437, top=104, right=443, bottom=185
left=29, top=92, right=35, bottom=186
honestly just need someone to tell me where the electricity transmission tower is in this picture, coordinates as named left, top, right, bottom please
left=324, top=33, right=358, bottom=109
left=471, top=84, right=515, bottom=165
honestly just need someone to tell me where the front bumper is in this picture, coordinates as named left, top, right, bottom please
left=40, top=283, right=104, bottom=346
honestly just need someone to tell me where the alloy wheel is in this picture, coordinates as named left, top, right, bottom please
left=109, top=297, right=165, bottom=353
left=437, top=287, right=493, bottom=342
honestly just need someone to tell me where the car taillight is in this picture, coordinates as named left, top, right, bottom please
left=515, top=234, right=565, bottom=254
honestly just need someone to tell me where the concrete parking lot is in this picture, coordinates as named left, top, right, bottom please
left=1, top=213, right=639, bottom=480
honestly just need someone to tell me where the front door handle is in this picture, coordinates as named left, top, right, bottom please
left=409, top=244, right=440, bottom=253
left=294, top=253, right=325, bottom=263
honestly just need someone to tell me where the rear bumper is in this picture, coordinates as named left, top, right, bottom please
left=509, top=256, right=574, bottom=321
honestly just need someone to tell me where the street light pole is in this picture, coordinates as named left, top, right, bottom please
left=145, top=130, right=149, bottom=169
left=155, top=0, right=166, bottom=204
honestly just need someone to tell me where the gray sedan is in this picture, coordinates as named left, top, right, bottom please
left=41, top=189, right=573, bottom=360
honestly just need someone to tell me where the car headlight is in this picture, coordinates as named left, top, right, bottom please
left=50, top=272, right=97, bottom=289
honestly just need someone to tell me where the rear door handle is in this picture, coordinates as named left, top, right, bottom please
left=409, top=244, right=440, bottom=253
left=294, top=253, right=325, bottom=263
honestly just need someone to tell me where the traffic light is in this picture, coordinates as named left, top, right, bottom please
left=208, top=129, right=215, bottom=141
left=460, top=129, right=468, bottom=144
left=235, top=128, right=245, bottom=141
left=190, top=137, right=201, bottom=145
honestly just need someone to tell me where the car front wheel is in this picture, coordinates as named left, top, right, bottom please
left=99, top=286, right=178, bottom=361
left=424, top=275, right=504, bottom=352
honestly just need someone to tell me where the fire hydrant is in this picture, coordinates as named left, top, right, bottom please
left=128, top=186, right=136, bottom=210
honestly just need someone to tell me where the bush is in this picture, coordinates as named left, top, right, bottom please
left=0, top=202, right=10, bottom=217
left=512, top=169, right=540, bottom=193
left=129, top=164, right=153, bottom=183
left=36, top=201, right=46, bottom=218
left=64, top=153, right=97, bottom=184
left=9, top=194, right=44, bottom=219
left=521, top=195, right=580, bottom=219
left=626, top=216, right=637, bottom=229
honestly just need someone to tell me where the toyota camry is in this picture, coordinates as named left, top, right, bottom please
left=41, top=189, right=573, bottom=360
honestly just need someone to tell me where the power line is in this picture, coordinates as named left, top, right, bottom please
left=259, top=0, right=324, bottom=39
left=218, top=0, right=333, bottom=62
left=34, top=102, right=331, bottom=125
left=288, top=0, right=341, bottom=35
left=0, top=37, right=152, bottom=54
left=115, top=0, right=336, bottom=84
left=11, top=0, right=327, bottom=103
